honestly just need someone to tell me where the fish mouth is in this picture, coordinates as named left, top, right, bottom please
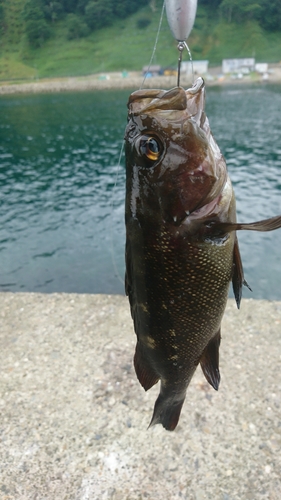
left=128, top=77, right=205, bottom=124
left=186, top=77, right=204, bottom=95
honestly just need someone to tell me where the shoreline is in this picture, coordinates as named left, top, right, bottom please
left=0, top=66, right=281, bottom=95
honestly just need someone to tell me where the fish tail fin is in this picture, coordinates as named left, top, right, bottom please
left=200, top=329, right=221, bottom=391
left=134, top=341, right=159, bottom=391
left=148, top=390, right=186, bottom=431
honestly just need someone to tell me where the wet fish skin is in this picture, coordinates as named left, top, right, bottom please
left=125, top=78, right=281, bottom=431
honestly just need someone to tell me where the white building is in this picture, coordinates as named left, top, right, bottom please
left=255, top=63, right=268, bottom=74
left=181, top=60, right=209, bottom=76
left=222, top=58, right=255, bottom=74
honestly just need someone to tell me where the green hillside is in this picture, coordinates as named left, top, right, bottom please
left=0, top=0, right=281, bottom=81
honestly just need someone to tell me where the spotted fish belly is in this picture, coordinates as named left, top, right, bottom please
left=128, top=222, right=235, bottom=430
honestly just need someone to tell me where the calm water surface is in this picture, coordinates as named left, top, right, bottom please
left=0, top=85, right=281, bottom=298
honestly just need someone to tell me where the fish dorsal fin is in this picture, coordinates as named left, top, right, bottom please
left=200, top=329, right=221, bottom=391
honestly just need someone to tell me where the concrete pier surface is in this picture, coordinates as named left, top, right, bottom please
left=0, top=293, right=280, bottom=499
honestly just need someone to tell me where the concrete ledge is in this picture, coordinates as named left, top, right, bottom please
left=0, top=293, right=280, bottom=499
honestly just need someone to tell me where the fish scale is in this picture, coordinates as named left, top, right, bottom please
left=142, top=230, right=233, bottom=342
left=125, top=79, right=281, bottom=430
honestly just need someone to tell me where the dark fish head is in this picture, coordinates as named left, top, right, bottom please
left=125, top=77, right=228, bottom=223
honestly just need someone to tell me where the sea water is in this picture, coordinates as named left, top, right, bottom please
left=0, top=85, right=280, bottom=298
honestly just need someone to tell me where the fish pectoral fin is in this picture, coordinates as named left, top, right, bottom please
left=208, top=215, right=281, bottom=234
left=134, top=341, right=159, bottom=391
left=232, top=236, right=252, bottom=309
left=200, top=329, right=221, bottom=391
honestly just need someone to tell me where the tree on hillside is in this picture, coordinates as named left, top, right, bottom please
left=0, top=1, right=4, bottom=33
left=22, top=0, right=50, bottom=47
left=219, top=0, right=281, bottom=31
left=66, top=13, right=89, bottom=39
left=85, top=0, right=114, bottom=30
left=259, top=0, right=281, bottom=31
left=84, top=0, right=149, bottom=29
left=59, top=0, right=80, bottom=13
left=76, top=0, right=89, bottom=14
left=114, top=0, right=133, bottom=19
left=219, top=0, right=262, bottom=23
left=42, top=1, right=64, bottom=22
left=199, top=0, right=222, bottom=8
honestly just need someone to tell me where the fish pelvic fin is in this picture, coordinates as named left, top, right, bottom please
left=134, top=341, right=159, bottom=391
left=149, top=391, right=186, bottom=431
left=200, top=329, right=221, bottom=391
left=232, top=236, right=252, bottom=309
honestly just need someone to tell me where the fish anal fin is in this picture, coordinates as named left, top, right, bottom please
left=232, top=236, right=252, bottom=309
left=149, top=392, right=186, bottom=431
left=200, top=329, right=221, bottom=391
left=232, top=236, right=244, bottom=309
left=134, top=341, right=159, bottom=391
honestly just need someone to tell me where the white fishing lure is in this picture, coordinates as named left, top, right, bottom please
left=165, top=0, right=198, bottom=41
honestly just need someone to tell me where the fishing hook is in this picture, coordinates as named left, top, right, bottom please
left=177, top=42, right=185, bottom=87
left=165, top=0, right=198, bottom=86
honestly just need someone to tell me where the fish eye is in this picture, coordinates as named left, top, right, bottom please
left=137, top=135, right=162, bottom=162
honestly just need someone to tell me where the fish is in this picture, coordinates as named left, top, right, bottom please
left=124, top=77, right=281, bottom=431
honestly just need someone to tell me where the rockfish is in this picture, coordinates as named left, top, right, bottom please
left=125, top=77, right=281, bottom=431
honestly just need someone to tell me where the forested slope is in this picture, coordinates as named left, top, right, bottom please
left=0, top=0, right=280, bottom=80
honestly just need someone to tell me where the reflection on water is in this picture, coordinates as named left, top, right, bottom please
left=0, top=85, right=280, bottom=298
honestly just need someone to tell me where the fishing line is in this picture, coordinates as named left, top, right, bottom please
left=184, top=41, right=195, bottom=84
left=177, top=41, right=194, bottom=87
left=109, top=140, right=125, bottom=287
left=140, top=0, right=165, bottom=89
left=109, top=5, right=166, bottom=288
left=110, top=1, right=166, bottom=288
